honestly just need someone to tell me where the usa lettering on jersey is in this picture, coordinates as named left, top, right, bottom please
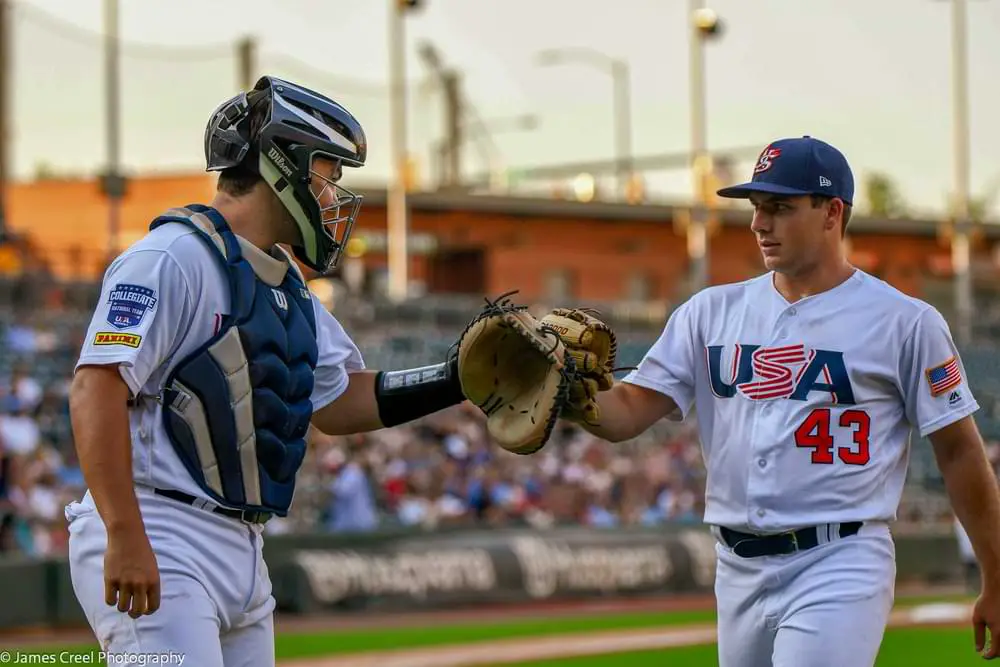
left=107, top=283, right=157, bottom=330
left=706, top=343, right=856, bottom=404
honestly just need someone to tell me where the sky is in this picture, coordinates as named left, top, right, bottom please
left=7, top=0, right=1000, bottom=219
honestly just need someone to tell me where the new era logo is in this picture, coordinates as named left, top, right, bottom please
left=819, top=176, right=832, bottom=187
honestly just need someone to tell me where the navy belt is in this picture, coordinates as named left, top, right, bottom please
left=154, top=488, right=272, bottom=525
left=720, top=522, right=863, bottom=558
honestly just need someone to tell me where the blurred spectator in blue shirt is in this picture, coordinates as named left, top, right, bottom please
left=323, top=447, right=378, bottom=533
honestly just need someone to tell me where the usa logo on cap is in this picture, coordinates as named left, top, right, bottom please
left=754, top=146, right=782, bottom=174
left=107, top=283, right=157, bottom=330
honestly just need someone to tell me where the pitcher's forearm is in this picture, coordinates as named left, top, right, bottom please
left=940, top=444, right=1000, bottom=579
left=578, top=389, right=638, bottom=442
left=578, top=383, right=679, bottom=443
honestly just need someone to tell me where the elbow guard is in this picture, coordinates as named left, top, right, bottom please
left=374, top=356, right=465, bottom=428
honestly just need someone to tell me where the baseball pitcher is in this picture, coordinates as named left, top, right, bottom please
left=567, top=136, right=1000, bottom=665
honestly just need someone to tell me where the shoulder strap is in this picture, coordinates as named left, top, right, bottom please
left=149, top=205, right=254, bottom=321
left=149, top=204, right=244, bottom=263
left=271, top=245, right=308, bottom=286
left=272, top=245, right=317, bottom=334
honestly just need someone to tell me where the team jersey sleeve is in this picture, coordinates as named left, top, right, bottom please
left=899, top=306, right=979, bottom=437
left=620, top=298, right=699, bottom=420
left=310, top=299, right=366, bottom=412
left=76, top=249, right=194, bottom=398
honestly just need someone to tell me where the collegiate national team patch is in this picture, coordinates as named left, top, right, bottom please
left=106, top=283, right=157, bottom=330
left=93, top=332, right=142, bottom=348
left=926, top=356, right=962, bottom=397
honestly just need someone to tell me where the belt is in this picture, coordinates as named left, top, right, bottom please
left=719, top=522, right=863, bottom=558
left=153, top=488, right=273, bottom=525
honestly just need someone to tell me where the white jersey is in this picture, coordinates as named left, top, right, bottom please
left=623, top=269, right=978, bottom=533
left=75, top=222, right=365, bottom=502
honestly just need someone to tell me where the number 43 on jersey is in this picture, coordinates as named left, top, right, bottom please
left=795, top=408, right=870, bottom=466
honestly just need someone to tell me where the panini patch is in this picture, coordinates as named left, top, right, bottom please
left=93, top=331, right=142, bottom=348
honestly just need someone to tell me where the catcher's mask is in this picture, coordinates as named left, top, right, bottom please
left=204, top=76, right=367, bottom=274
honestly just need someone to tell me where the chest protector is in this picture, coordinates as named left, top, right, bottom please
left=150, top=205, right=318, bottom=516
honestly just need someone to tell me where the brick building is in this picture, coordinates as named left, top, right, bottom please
left=5, top=172, right=998, bottom=307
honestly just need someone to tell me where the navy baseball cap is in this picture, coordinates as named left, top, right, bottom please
left=716, top=136, right=854, bottom=206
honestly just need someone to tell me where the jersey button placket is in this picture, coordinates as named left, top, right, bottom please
left=771, top=309, right=795, bottom=345
left=748, top=398, right=775, bottom=529
left=759, top=307, right=798, bottom=527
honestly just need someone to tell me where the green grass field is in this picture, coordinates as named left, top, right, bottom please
left=497, top=627, right=983, bottom=666
left=4, top=593, right=981, bottom=665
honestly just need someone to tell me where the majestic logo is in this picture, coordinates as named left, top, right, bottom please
left=706, top=343, right=856, bottom=404
left=754, top=146, right=782, bottom=174
left=106, top=284, right=157, bottom=330
left=267, top=146, right=295, bottom=179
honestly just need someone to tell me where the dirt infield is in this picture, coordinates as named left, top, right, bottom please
left=278, top=603, right=975, bottom=667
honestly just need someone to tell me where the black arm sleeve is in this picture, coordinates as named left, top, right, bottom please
left=374, top=356, right=466, bottom=427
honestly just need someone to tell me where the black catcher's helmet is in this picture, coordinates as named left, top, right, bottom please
left=204, top=76, right=367, bottom=273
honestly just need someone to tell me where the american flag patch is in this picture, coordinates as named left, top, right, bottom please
left=926, top=357, right=962, bottom=397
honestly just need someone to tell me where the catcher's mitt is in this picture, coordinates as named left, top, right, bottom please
left=538, top=307, right=624, bottom=427
left=455, top=292, right=576, bottom=455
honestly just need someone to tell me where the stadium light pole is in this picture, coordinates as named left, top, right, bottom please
left=949, top=0, right=973, bottom=347
left=103, top=0, right=122, bottom=261
left=534, top=48, right=632, bottom=198
left=688, top=1, right=723, bottom=294
left=387, top=0, right=415, bottom=303
left=0, top=0, right=10, bottom=240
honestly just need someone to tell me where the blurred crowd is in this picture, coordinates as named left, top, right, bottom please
left=282, top=404, right=707, bottom=536
left=0, top=359, right=84, bottom=559
left=0, top=259, right=993, bottom=559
